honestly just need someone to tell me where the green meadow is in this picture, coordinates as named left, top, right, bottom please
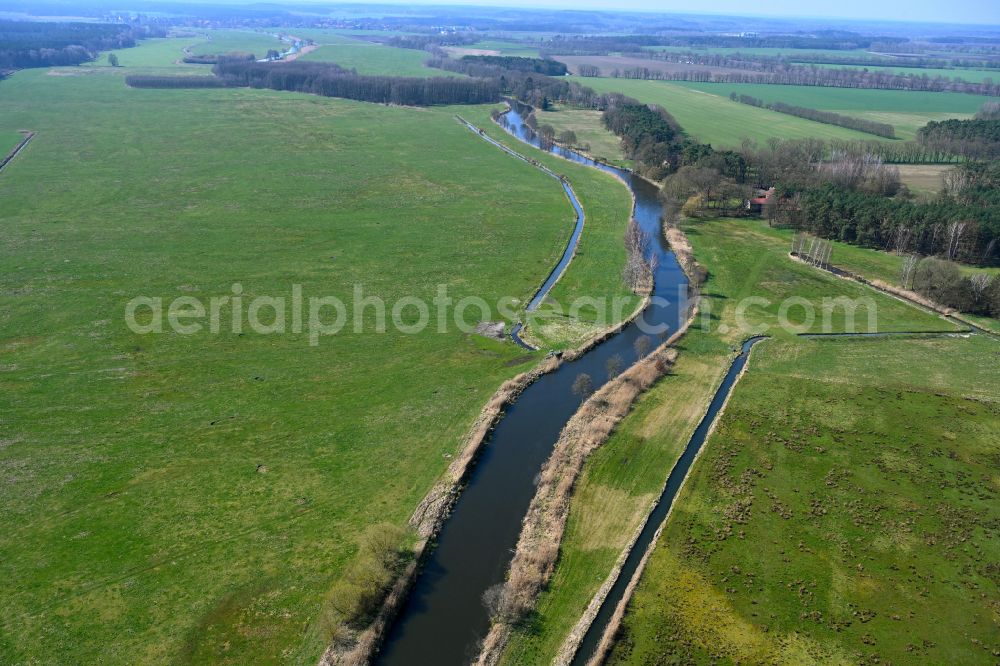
left=1, top=130, right=22, bottom=155
left=463, top=39, right=542, bottom=57
left=808, top=62, right=1000, bottom=83
left=0, top=37, right=641, bottom=663
left=610, top=332, right=999, bottom=665
left=674, top=81, right=996, bottom=140
left=299, top=34, right=456, bottom=77
left=534, top=104, right=631, bottom=168
left=461, top=106, right=638, bottom=348
left=497, top=217, right=959, bottom=665
left=568, top=77, right=891, bottom=148
left=187, top=29, right=286, bottom=57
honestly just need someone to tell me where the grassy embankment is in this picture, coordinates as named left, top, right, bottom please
left=0, top=36, right=637, bottom=663
left=462, top=105, right=639, bottom=349
left=610, top=332, right=999, bottom=665
left=568, top=77, right=895, bottom=148
left=497, top=216, right=962, bottom=664
left=534, top=104, right=631, bottom=169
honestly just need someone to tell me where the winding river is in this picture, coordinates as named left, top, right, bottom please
left=376, top=105, right=690, bottom=665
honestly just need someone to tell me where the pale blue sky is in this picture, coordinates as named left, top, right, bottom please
left=369, top=0, right=1000, bottom=25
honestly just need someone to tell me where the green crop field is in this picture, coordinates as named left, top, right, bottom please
left=674, top=82, right=997, bottom=140
left=568, top=77, right=893, bottom=148
left=0, top=36, right=640, bottom=663
left=299, top=34, right=458, bottom=77
left=609, top=332, right=999, bottom=665
left=497, top=217, right=960, bottom=665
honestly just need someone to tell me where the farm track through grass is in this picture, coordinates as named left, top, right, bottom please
left=0, top=36, right=637, bottom=664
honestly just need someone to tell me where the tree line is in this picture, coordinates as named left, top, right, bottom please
left=638, top=49, right=1000, bottom=78
left=601, top=62, right=1000, bottom=96
left=460, top=55, right=566, bottom=76
left=601, top=101, right=716, bottom=180
left=917, top=118, right=1000, bottom=160
left=768, top=156, right=1000, bottom=268
left=211, top=60, right=500, bottom=106
left=0, top=19, right=161, bottom=69
left=730, top=93, right=896, bottom=138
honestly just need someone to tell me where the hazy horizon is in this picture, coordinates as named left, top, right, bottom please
left=275, top=0, right=1000, bottom=26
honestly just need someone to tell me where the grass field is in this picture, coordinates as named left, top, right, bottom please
left=0, top=130, right=22, bottom=156
left=299, top=34, right=457, bottom=77
left=673, top=82, right=996, bottom=140
left=534, top=104, right=631, bottom=167
left=463, top=39, right=541, bottom=57
left=809, top=63, right=1000, bottom=83
left=497, top=217, right=959, bottom=665
left=462, top=106, right=639, bottom=348
left=568, top=77, right=892, bottom=148
left=0, top=36, right=644, bottom=663
left=609, top=332, right=999, bottom=665
left=187, top=29, right=285, bottom=58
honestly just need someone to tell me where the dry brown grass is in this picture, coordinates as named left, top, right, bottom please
left=553, top=55, right=748, bottom=78
left=476, top=320, right=701, bottom=664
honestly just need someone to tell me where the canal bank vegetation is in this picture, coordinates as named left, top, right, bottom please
left=608, top=333, right=1000, bottom=665
left=477, top=338, right=688, bottom=664
left=495, top=216, right=958, bottom=665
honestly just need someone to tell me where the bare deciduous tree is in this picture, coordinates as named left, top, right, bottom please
left=571, top=373, right=593, bottom=398
left=633, top=336, right=651, bottom=359
left=605, top=354, right=623, bottom=379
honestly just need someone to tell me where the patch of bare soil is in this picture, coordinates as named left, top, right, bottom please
left=554, top=54, right=750, bottom=77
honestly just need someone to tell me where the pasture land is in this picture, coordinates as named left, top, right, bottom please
left=674, top=82, right=996, bottom=139
left=1, top=130, right=22, bottom=156
left=0, top=42, right=623, bottom=664
left=464, top=39, right=541, bottom=57
left=534, top=104, right=630, bottom=167
left=497, top=217, right=958, bottom=665
left=462, top=106, right=639, bottom=348
left=299, top=34, right=457, bottom=77
left=569, top=77, right=892, bottom=147
left=809, top=62, right=1000, bottom=83
left=609, top=332, right=1000, bottom=665
left=187, top=29, right=285, bottom=58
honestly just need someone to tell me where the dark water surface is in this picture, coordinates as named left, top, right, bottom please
left=377, top=106, right=689, bottom=665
